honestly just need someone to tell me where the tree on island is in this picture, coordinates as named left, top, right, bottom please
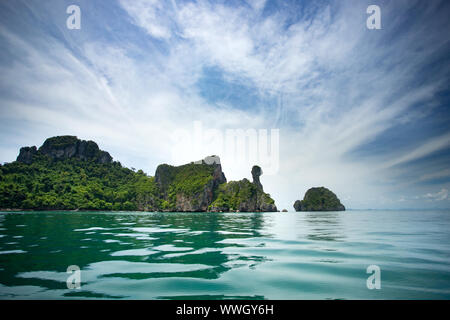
left=293, top=187, right=345, bottom=211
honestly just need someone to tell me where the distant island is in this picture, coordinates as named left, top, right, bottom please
left=293, top=187, right=345, bottom=211
left=0, top=136, right=277, bottom=212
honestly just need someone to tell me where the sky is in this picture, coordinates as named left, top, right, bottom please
left=0, top=0, right=449, bottom=210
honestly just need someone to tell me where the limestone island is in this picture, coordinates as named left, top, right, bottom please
left=0, top=135, right=277, bottom=212
left=293, top=187, right=345, bottom=211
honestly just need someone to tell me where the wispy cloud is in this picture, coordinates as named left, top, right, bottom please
left=0, top=0, right=449, bottom=209
left=424, top=188, right=449, bottom=201
left=384, top=132, right=450, bottom=169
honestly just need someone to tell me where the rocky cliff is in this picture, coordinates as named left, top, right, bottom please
left=6, top=137, right=278, bottom=212
left=17, top=136, right=112, bottom=164
left=16, top=146, right=38, bottom=164
left=155, top=155, right=227, bottom=212
left=293, top=187, right=345, bottom=211
left=209, top=165, right=277, bottom=212
left=251, top=165, right=264, bottom=191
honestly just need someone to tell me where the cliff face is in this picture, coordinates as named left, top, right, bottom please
left=17, top=136, right=112, bottom=164
left=251, top=165, right=263, bottom=191
left=17, top=146, right=37, bottom=164
left=155, top=156, right=227, bottom=212
left=293, top=187, right=345, bottom=211
left=209, top=166, right=277, bottom=212
left=7, top=137, right=278, bottom=212
left=154, top=160, right=276, bottom=212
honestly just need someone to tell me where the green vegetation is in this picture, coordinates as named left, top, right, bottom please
left=0, top=136, right=278, bottom=212
left=211, top=180, right=256, bottom=211
left=41, top=135, right=79, bottom=149
left=293, top=187, right=345, bottom=211
left=210, top=179, right=277, bottom=212
left=0, top=154, right=158, bottom=211
left=162, top=163, right=215, bottom=194
left=155, top=162, right=220, bottom=211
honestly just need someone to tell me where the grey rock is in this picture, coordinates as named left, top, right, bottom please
left=22, top=135, right=114, bottom=164
left=251, top=165, right=263, bottom=191
left=155, top=155, right=227, bottom=212
left=293, top=187, right=345, bottom=211
left=17, top=146, right=37, bottom=164
left=293, top=200, right=302, bottom=211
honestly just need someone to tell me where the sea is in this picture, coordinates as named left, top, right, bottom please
left=0, top=210, right=449, bottom=299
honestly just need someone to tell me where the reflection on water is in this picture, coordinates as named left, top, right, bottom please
left=305, top=212, right=345, bottom=242
left=0, top=210, right=450, bottom=299
left=0, top=212, right=273, bottom=299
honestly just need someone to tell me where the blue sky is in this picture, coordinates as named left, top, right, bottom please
left=0, top=0, right=449, bottom=210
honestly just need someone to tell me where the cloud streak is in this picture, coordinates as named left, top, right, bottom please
left=0, top=0, right=449, bottom=209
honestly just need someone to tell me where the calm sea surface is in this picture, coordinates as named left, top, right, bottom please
left=0, top=210, right=449, bottom=299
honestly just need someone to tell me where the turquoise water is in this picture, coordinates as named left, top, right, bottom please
left=0, top=210, right=449, bottom=299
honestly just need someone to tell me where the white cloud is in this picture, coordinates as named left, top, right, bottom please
left=247, top=0, right=267, bottom=12
left=1, top=0, right=449, bottom=209
left=384, top=132, right=450, bottom=169
left=119, top=0, right=173, bottom=39
left=419, top=169, right=450, bottom=182
left=424, top=188, right=449, bottom=201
